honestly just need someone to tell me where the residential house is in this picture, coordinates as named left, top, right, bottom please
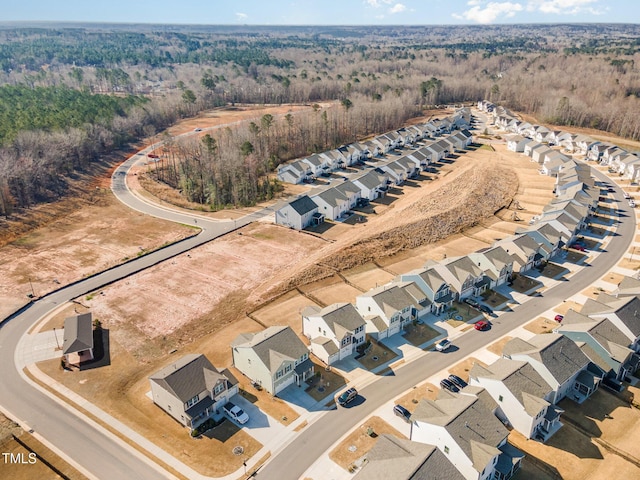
left=355, top=283, right=423, bottom=339
left=353, top=434, right=465, bottom=480
left=467, top=246, right=514, bottom=290
left=406, top=150, right=429, bottom=171
left=396, top=156, right=419, bottom=178
left=613, top=275, right=640, bottom=298
left=506, top=135, right=531, bottom=153
left=320, top=149, right=346, bottom=170
left=410, top=392, right=524, bottom=480
left=381, top=160, right=408, bottom=185
left=352, top=170, right=388, bottom=201
left=580, top=295, right=640, bottom=352
left=434, top=138, right=453, bottom=157
left=311, top=188, right=350, bottom=221
left=332, top=181, right=361, bottom=209
left=494, top=234, right=541, bottom=273
left=428, top=256, right=487, bottom=300
left=556, top=310, right=640, bottom=383
left=587, top=143, right=610, bottom=162
left=469, top=359, right=563, bottom=442
left=399, top=266, right=455, bottom=315
left=364, top=140, right=384, bottom=157
left=149, top=354, right=239, bottom=430
left=276, top=160, right=312, bottom=184
left=302, top=303, right=366, bottom=365
left=275, top=195, right=323, bottom=230
left=231, top=326, right=314, bottom=396
left=63, top=312, right=95, bottom=365
left=423, top=142, right=446, bottom=162
left=502, top=334, right=603, bottom=404
left=302, top=153, right=330, bottom=176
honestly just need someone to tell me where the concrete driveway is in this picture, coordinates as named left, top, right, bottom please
left=232, top=395, right=286, bottom=445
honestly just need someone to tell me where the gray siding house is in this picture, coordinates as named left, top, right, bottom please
left=275, top=195, right=323, bottom=230
left=149, top=354, right=239, bottom=431
left=231, top=326, right=314, bottom=396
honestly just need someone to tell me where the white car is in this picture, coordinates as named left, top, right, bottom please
left=629, top=199, right=636, bottom=208
left=435, top=339, right=452, bottom=352
left=223, top=402, right=249, bottom=424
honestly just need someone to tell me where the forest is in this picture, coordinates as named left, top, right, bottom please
left=0, top=23, right=639, bottom=214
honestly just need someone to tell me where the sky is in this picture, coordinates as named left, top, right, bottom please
left=2, top=0, right=636, bottom=25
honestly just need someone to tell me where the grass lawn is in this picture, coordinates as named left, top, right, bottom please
left=304, top=364, right=347, bottom=402
left=402, top=322, right=440, bottom=347
left=482, top=289, right=511, bottom=309
left=394, top=383, right=439, bottom=412
left=329, top=416, right=406, bottom=471
left=356, top=340, right=398, bottom=371
left=448, top=302, right=483, bottom=322
left=510, top=274, right=543, bottom=294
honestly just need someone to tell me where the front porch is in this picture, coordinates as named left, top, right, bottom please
left=494, top=443, right=524, bottom=480
left=533, top=406, right=564, bottom=443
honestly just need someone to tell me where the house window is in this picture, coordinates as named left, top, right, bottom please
left=247, top=358, right=251, bottom=365
left=276, top=370, right=284, bottom=379
left=498, top=395, right=503, bottom=402
left=444, top=446, right=450, bottom=454
left=214, top=383, right=225, bottom=396
left=285, top=364, right=292, bottom=373
left=167, top=405, right=172, bottom=411
left=185, top=395, right=199, bottom=409
left=318, top=327, right=321, bottom=332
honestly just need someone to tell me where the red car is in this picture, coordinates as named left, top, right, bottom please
left=569, top=244, right=586, bottom=252
left=474, top=320, right=490, bottom=331
left=147, top=153, right=159, bottom=158
left=554, top=314, right=564, bottom=322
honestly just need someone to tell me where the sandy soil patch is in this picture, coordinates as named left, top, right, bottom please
left=81, top=222, right=325, bottom=361
left=395, top=382, right=439, bottom=412
left=341, top=263, right=396, bottom=291
left=487, top=336, right=513, bottom=356
left=307, top=282, right=363, bottom=306
left=329, top=416, right=406, bottom=471
left=0, top=191, right=195, bottom=320
left=449, top=357, right=488, bottom=383
left=524, top=317, right=559, bottom=335
left=555, top=301, right=585, bottom=316
left=618, top=258, right=640, bottom=271
left=602, top=272, right=625, bottom=285
left=252, top=290, right=319, bottom=332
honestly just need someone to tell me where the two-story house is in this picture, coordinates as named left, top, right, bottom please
left=231, top=326, right=314, bottom=396
left=399, top=266, right=454, bottom=315
left=469, top=359, right=563, bottom=442
left=275, top=195, right=323, bottom=230
left=149, top=354, right=239, bottom=431
left=467, top=246, right=514, bottom=290
left=410, top=392, right=524, bottom=480
left=355, top=283, right=421, bottom=340
left=502, top=334, right=603, bottom=404
left=302, top=303, right=366, bottom=365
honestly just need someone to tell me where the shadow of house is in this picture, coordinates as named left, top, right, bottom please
left=80, top=328, right=111, bottom=371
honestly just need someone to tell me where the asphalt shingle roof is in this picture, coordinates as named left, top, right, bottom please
left=289, top=195, right=318, bottom=216
left=62, top=313, right=94, bottom=355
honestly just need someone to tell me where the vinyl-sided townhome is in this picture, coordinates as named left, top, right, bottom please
left=355, top=283, right=424, bottom=340
left=469, top=359, right=563, bottom=442
left=231, top=326, right=314, bottom=396
left=399, top=266, right=455, bottom=315
left=410, top=391, right=524, bottom=480
left=467, top=246, right=514, bottom=290
left=149, top=354, right=239, bottom=431
left=502, top=334, right=603, bottom=404
left=275, top=195, right=324, bottom=230
left=302, top=303, right=366, bottom=365
left=425, top=256, right=487, bottom=301
left=580, top=295, right=640, bottom=351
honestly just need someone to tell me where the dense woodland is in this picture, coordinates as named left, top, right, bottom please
left=0, top=23, right=639, bottom=214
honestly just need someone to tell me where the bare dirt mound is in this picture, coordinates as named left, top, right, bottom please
left=279, top=160, right=518, bottom=291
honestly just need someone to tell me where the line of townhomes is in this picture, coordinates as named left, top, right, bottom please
left=145, top=102, right=640, bottom=480
left=274, top=108, right=473, bottom=229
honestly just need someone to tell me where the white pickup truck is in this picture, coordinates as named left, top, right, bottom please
left=223, top=401, right=249, bottom=424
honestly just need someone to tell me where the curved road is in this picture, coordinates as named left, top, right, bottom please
left=0, top=141, right=633, bottom=480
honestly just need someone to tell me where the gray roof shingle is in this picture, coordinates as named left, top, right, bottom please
left=62, top=313, right=94, bottom=354
left=231, top=326, right=308, bottom=375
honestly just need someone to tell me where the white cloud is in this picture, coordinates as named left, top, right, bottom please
left=365, top=0, right=394, bottom=8
left=389, top=3, right=407, bottom=14
left=235, top=12, right=247, bottom=20
left=526, top=0, right=603, bottom=15
left=454, top=1, right=523, bottom=24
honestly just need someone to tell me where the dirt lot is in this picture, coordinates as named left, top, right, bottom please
left=449, top=357, right=488, bottom=383
left=328, top=416, right=406, bottom=471
left=395, top=383, right=439, bottom=412
left=524, top=317, right=560, bottom=335
left=487, top=336, right=513, bottom=356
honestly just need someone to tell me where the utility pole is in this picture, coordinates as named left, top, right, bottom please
left=53, top=327, right=61, bottom=350
left=28, top=277, right=35, bottom=298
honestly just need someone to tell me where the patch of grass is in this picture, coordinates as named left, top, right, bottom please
left=304, top=366, right=347, bottom=402
left=85, top=293, right=95, bottom=301
left=402, top=322, right=440, bottom=347
left=481, top=289, right=510, bottom=308
left=356, top=340, right=398, bottom=371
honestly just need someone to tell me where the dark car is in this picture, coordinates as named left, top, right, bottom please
left=337, top=387, right=358, bottom=406
left=554, top=314, right=564, bottom=322
left=393, top=404, right=411, bottom=422
left=448, top=374, right=468, bottom=389
left=463, top=297, right=480, bottom=308
left=474, top=320, right=490, bottom=331
left=440, top=378, right=460, bottom=393
left=479, top=304, right=494, bottom=315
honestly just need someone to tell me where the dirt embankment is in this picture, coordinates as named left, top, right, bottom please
left=279, top=160, right=518, bottom=292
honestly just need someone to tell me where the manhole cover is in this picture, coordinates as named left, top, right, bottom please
left=233, top=446, right=244, bottom=456
left=317, top=386, right=325, bottom=393
left=372, top=356, right=379, bottom=361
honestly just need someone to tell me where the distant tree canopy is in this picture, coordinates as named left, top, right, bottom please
left=0, top=84, right=145, bottom=145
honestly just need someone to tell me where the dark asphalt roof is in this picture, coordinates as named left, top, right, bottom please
left=62, top=312, right=94, bottom=355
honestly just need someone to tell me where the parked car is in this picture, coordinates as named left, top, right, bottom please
left=337, top=387, right=358, bottom=406
left=448, top=374, right=468, bottom=389
left=463, top=297, right=480, bottom=308
left=194, top=128, right=202, bottom=132
left=629, top=199, right=636, bottom=208
left=554, top=314, right=564, bottom=322
left=147, top=153, right=159, bottom=158
left=223, top=402, right=249, bottom=424
left=435, top=339, right=452, bottom=352
left=440, top=378, right=460, bottom=393
left=607, top=186, right=615, bottom=193
left=569, top=243, right=586, bottom=252
left=478, top=304, right=494, bottom=315
left=474, top=320, right=490, bottom=331
left=393, top=404, right=411, bottom=422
